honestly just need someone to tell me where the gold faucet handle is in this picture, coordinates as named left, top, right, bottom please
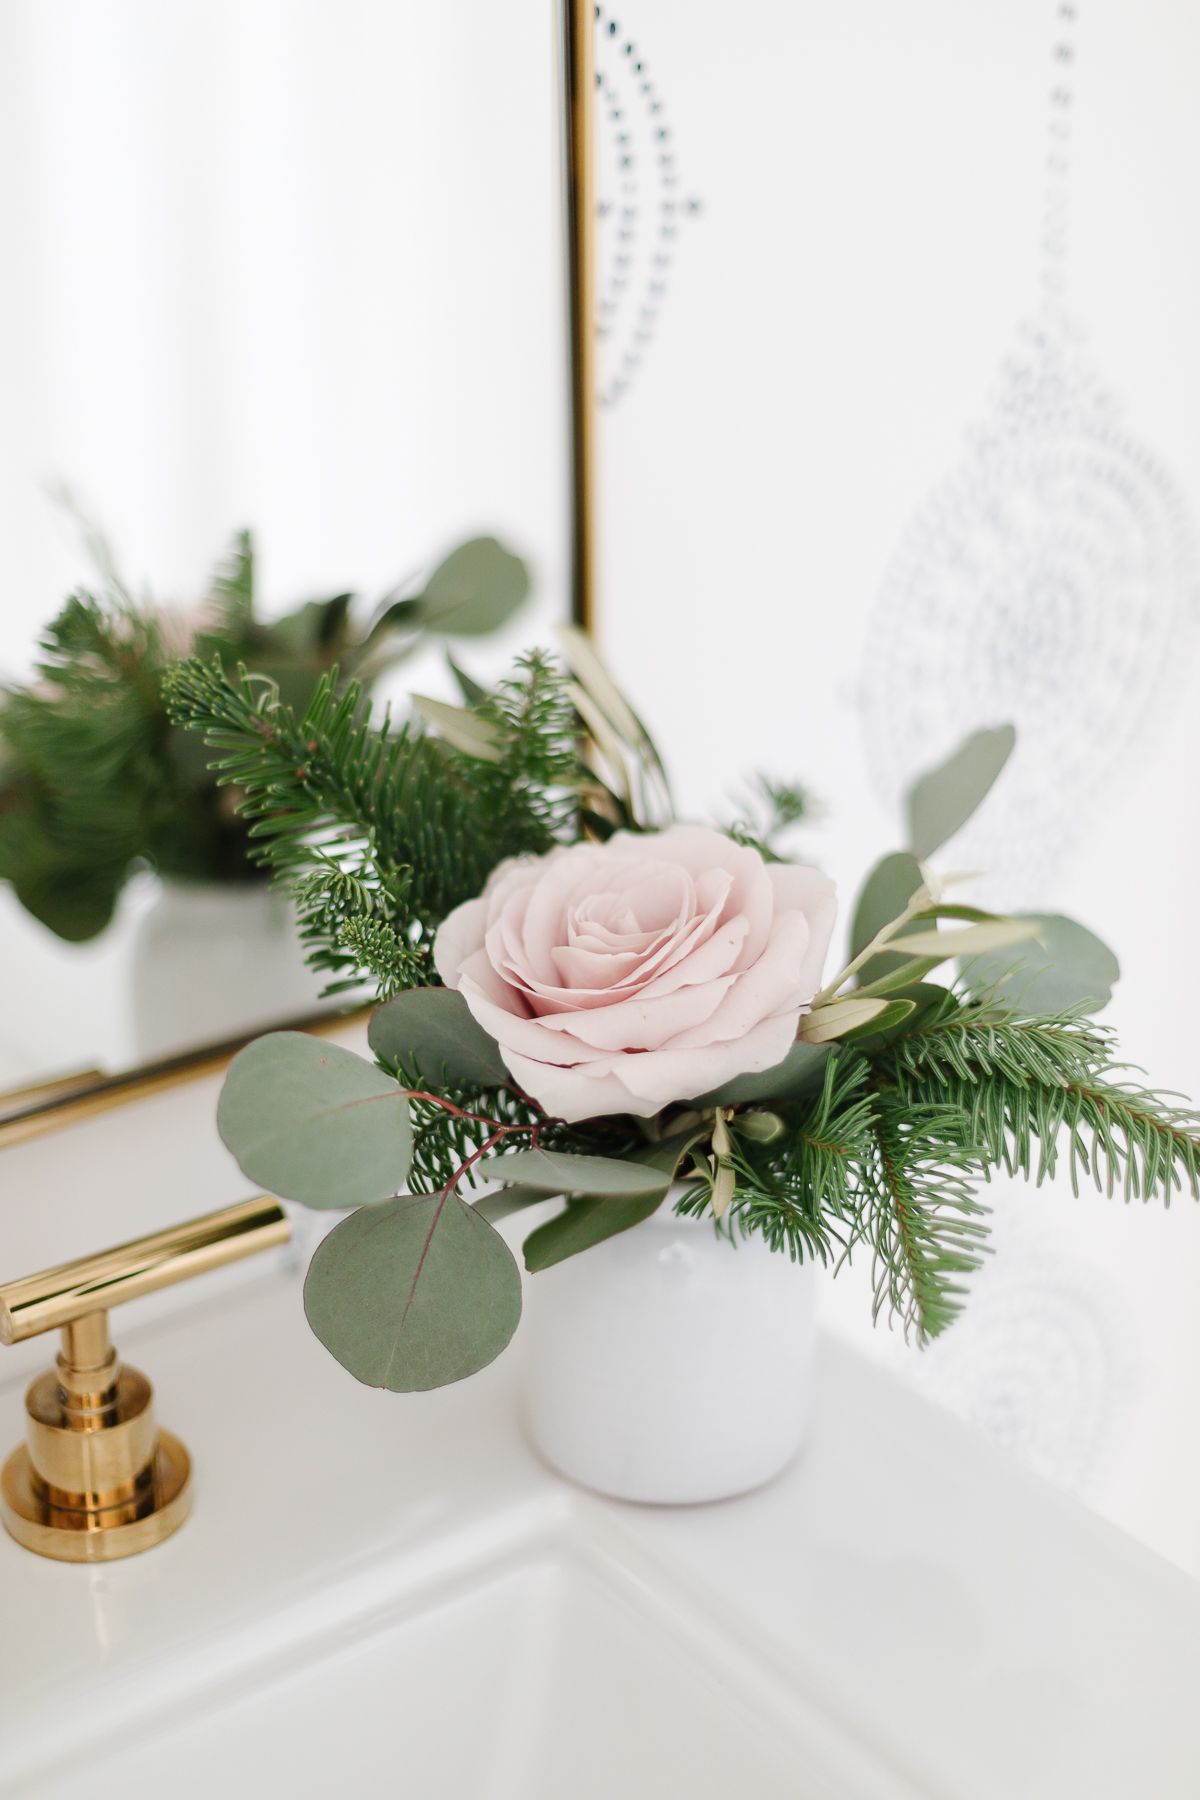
left=0, top=1194, right=290, bottom=1345
left=0, top=1197, right=291, bottom=1563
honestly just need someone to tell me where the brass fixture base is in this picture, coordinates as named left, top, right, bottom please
left=0, top=1197, right=288, bottom=1560
left=1, top=1431, right=191, bottom=1563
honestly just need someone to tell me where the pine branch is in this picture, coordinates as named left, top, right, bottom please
left=675, top=1055, right=875, bottom=1264
left=887, top=987, right=1110, bottom=1086
left=162, top=649, right=584, bottom=993
left=856, top=1089, right=992, bottom=1343
left=724, top=773, right=814, bottom=862
left=882, top=990, right=1200, bottom=1205
left=208, top=528, right=255, bottom=636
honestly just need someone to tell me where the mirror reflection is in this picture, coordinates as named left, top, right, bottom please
left=0, top=3, right=568, bottom=1086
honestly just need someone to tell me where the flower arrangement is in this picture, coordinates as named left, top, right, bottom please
left=163, top=634, right=1200, bottom=1391
left=0, top=528, right=528, bottom=940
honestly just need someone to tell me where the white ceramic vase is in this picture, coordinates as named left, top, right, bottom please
left=521, top=1189, right=818, bottom=1505
left=129, top=878, right=318, bottom=1061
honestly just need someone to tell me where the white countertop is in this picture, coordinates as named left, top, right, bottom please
left=2, top=1044, right=1199, bottom=1797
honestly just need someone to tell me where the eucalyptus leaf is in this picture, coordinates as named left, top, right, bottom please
left=478, top=1148, right=669, bottom=1198
left=418, top=537, right=530, bottom=636
left=412, top=693, right=505, bottom=763
left=472, top=1184, right=548, bottom=1225
left=367, top=595, right=426, bottom=641
left=691, top=1040, right=830, bottom=1107
left=217, top=1032, right=411, bottom=1209
left=849, top=851, right=929, bottom=986
left=304, top=1194, right=521, bottom=1390
left=906, top=724, right=1016, bottom=859
left=523, top=1192, right=666, bottom=1273
left=960, top=912, right=1120, bottom=1012
left=850, top=852, right=925, bottom=959
left=368, top=988, right=509, bottom=1088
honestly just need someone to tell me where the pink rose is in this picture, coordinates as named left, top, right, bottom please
left=433, top=825, right=837, bottom=1122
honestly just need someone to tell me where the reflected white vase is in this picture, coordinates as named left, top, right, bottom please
left=521, top=1191, right=818, bottom=1505
left=129, top=878, right=318, bottom=1061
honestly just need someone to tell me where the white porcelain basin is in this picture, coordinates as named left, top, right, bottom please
left=29, top=1542, right=902, bottom=1800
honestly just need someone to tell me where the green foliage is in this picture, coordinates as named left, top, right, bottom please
left=725, top=774, right=813, bottom=861
left=849, top=851, right=926, bottom=986
left=905, top=724, right=1016, bottom=858
left=676, top=1054, right=875, bottom=1263
left=192, top=657, right=1194, bottom=1393
left=163, top=648, right=582, bottom=994
left=0, top=528, right=531, bottom=940
left=369, top=988, right=510, bottom=1088
left=478, top=1147, right=671, bottom=1197
left=960, top=911, right=1120, bottom=1013
left=218, top=1032, right=411, bottom=1209
left=691, top=1039, right=830, bottom=1108
left=672, top=988, right=1200, bottom=1346
left=854, top=1091, right=992, bottom=1341
left=409, top=537, right=529, bottom=637
left=523, top=1192, right=666, bottom=1271
left=304, top=1192, right=521, bottom=1390
left=885, top=993, right=1200, bottom=1203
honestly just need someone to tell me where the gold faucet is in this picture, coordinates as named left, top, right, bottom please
left=0, top=1197, right=290, bottom=1563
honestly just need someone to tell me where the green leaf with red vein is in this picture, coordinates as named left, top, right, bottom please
left=304, top=1193, right=521, bottom=1390
left=217, top=1031, right=411, bottom=1210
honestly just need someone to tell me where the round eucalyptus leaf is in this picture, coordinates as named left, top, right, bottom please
left=478, top=1148, right=669, bottom=1198
left=906, top=724, right=1016, bottom=860
left=850, top=851, right=925, bottom=959
left=304, top=1194, right=521, bottom=1391
left=419, top=537, right=530, bottom=637
left=368, top=988, right=509, bottom=1088
left=217, top=1031, right=411, bottom=1209
left=961, top=912, right=1120, bottom=1013
left=472, top=1184, right=547, bottom=1225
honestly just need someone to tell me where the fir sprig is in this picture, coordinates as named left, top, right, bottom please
left=162, top=649, right=586, bottom=993
left=856, top=1090, right=992, bottom=1342
left=693, top=989, right=1200, bottom=1344
left=674, top=1056, right=874, bottom=1263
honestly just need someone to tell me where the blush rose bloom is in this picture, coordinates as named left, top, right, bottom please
left=433, top=825, right=837, bottom=1123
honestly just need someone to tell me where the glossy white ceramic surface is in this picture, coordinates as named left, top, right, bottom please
left=522, top=1196, right=818, bottom=1503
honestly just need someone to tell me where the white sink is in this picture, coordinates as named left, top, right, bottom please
left=30, top=1539, right=902, bottom=1800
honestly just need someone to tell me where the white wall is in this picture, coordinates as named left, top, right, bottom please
left=596, top=0, right=1200, bottom=1572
